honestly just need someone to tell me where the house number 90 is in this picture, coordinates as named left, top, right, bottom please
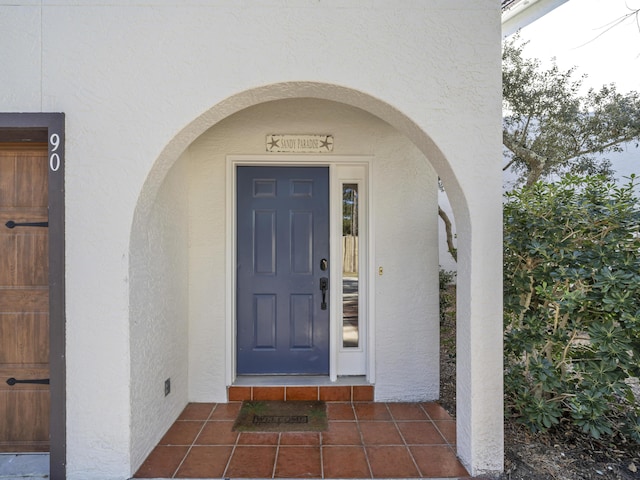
left=49, top=133, right=60, bottom=172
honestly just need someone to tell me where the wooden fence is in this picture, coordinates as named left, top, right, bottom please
left=342, top=236, right=358, bottom=274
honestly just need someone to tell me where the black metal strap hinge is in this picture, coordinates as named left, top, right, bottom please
left=5, top=221, right=48, bottom=229
left=6, top=377, right=50, bottom=386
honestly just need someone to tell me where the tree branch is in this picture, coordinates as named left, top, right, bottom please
left=503, top=131, right=549, bottom=184
left=503, top=158, right=517, bottom=172
left=558, top=134, right=640, bottom=163
left=503, top=131, right=549, bottom=167
left=438, top=206, right=457, bottom=262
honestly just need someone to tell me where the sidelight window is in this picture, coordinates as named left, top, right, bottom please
left=342, top=183, right=359, bottom=348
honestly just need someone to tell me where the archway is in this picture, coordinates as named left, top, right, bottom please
left=129, top=82, right=502, bottom=476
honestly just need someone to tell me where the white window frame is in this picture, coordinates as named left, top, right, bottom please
left=332, top=164, right=369, bottom=376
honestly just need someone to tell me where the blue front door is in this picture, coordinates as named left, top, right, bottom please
left=236, top=166, right=330, bottom=374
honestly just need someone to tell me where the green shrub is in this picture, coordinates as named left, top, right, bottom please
left=503, top=175, right=640, bottom=440
left=439, top=268, right=456, bottom=324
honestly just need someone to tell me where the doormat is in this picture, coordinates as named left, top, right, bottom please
left=232, top=401, right=328, bottom=432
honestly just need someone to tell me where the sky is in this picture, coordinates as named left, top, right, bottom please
left=508, top=0, right=640, bottom=185
left=515, top=0, right=640, bottom=94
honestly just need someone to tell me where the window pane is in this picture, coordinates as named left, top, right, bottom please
left=342, top=184, right=359, bottom=348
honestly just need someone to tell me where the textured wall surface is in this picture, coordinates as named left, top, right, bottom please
left=1, top=1, right=502, bottom=478
left=129, top=158, right=189, bottom=471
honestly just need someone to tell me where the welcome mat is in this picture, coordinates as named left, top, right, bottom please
left=232, top=400, right=328, bottom=432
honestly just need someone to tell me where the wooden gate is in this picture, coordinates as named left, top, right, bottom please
left=0, top=143, right=50, bottom=452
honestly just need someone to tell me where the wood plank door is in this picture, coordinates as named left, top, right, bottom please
left=236, top=166, right=330, bottom=374
left=0, top=143, right=50, bottom=452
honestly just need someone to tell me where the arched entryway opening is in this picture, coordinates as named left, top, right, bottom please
left=129, top=82, right=503, bottom=476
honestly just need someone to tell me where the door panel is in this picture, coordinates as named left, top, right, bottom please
left=290, top=211, right=313, bottom=273
left=0, top=144, right=49, bottom=452
left=290, top=294, right=313, bottom=348
left=254, top=294, right=276, bottom=348
left=237, top=166, right=329, bottom=374
left=0, top=389, right=49, bottom=447
left=254, top=211, right=276, bottom=274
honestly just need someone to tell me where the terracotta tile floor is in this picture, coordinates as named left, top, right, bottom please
left=134, top=401, right=472, bottom=479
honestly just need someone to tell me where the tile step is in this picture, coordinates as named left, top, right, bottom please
left=228, top=384, right=374, bottom=402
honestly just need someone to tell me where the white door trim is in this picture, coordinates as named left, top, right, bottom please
left=225, top=155, right=374, bottom=385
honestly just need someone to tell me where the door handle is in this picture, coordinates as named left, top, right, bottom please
left=319, top=277, right=328, bottom=310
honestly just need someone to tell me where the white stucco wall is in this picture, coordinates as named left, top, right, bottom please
left=129, top=158, right=189, bottom=470
left=2, top=1, right=503, bottom=478
left=370, top=128, right=440, bottom=402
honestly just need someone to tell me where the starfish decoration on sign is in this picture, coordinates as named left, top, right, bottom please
left=319, top=136, right=333, bottom=151
left=267, top=135, right=280, bottom=151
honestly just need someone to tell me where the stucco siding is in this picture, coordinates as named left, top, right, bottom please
left=129, top=158, right=190, bottom=472
left=373, top=142, right=439, bottom=401
left=1, top=6, right=41, bottom=110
